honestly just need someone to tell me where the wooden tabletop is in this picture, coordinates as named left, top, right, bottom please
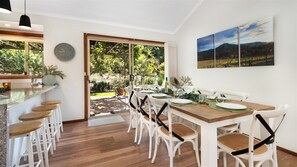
left=170, top=100, right=275, bottom=123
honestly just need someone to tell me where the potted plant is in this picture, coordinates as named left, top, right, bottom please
left=42, top=65, right=66, bottom=85
left=112, top=79, right=125, bottom=95
left=112, top=79, right=128, bottom=96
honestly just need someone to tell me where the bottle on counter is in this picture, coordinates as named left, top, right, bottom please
left=164, top=77, right=169, bottom=94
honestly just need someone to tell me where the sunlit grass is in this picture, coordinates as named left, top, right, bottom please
left=91, top=91, right=116, bottom=97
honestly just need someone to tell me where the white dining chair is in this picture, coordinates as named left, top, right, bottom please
left=135, top=93, right=168, bottom=159
left=134, top=91, right=149, bottom=143
left=195, top=87, right=216, bottom=96
left=216, top=90, right=249, bottom=101
left=217, top=104, right=288, bottom=167
left=126, top=90, right=142, bottom=144
left=124, top=86, right=133, bottom=97
left=216, top=90, right=249, bottom=134
left=150, top=98, right=200, bottom=167
left=182, top=86, right=195, bottom=93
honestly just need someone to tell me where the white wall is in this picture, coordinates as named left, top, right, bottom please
left=2, top=0, right=296, bottom=152
left=175, top=0, right=297, bottom=152
left=1, top=14, right=175, bottom=121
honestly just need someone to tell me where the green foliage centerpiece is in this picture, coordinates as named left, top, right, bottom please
left=180, top=93, right=200, bottom=102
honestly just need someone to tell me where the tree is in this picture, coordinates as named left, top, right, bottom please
left=89, top=40, right=165, bottom=87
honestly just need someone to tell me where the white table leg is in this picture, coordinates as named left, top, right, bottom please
left=201, top=124, right=218, bottom=167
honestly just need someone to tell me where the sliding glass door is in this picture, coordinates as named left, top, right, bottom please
left=85, top=34, right=164, bottom=118
left=133, top=44, right=165, bottom=86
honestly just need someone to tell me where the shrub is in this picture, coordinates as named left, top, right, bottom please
left=92, top=81, right=109, bottom=92
left=146, top=77, right=154, bottom=85
left=157, top=77, right=164, bottom=86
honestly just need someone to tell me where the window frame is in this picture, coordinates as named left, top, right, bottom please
left=0, top=30, right=44, bottom=79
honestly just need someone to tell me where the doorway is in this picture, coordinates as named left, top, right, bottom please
left=84, top=34, right=165, bottom=119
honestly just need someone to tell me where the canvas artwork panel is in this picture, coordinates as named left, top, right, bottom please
left=197, top=34, right=215, bottom=68
left=240, top=17, right=274, bottom=66
left=196, top=17, right=274, bottom=69
left=214, top=27, right=239, bottom=68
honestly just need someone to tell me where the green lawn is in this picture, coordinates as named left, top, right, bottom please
left=91, top=91, right=116, bottom=97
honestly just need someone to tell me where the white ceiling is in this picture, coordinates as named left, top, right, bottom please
left=9, top=0, right=203, bottom=34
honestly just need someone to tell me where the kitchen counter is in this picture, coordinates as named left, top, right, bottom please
left=0, top=85, right=57, bottom=167
left=0, top=85, right=57, bottom=108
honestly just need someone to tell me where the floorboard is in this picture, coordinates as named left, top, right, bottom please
left=49, top=114, right=297, bottom=167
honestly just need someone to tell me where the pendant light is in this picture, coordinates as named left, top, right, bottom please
left=0, top=0, right=12, bottom=13
left=19, top=0, right=31, bottom=29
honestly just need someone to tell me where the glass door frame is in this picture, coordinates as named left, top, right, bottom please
left=84, top=33, right=165, bottom=120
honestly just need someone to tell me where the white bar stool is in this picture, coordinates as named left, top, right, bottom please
left=9, top=121, right=44, bottom=167
left=32, top=105, right=60, bottom=142
left=42, top=100, right=63, bottom=134
left=19, top=111, right=54, bottom=167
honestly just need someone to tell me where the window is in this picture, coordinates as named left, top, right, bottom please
left=0, top=31, right=43, bottom=79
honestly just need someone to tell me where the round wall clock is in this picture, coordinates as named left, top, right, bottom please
left=54, top=43, right=75, bottom=62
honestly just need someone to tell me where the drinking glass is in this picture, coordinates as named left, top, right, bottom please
left=199, top=94, right=206, bottom=104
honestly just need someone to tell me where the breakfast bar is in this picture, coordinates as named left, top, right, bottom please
left=0, top=85, right=57, bottom=167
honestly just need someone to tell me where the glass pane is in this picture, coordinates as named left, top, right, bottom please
left=89, top=40, right=130, bottom=117
left=0, top=40, right=25, bottom=74
left=133, top=45, right=165, bottom=86
left=28, top=42, right=44, bottom=77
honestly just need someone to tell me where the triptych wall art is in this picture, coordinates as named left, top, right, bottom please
left=197, top=17, right=274, bottom=69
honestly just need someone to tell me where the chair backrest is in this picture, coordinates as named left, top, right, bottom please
left=216, top=90, right=249, bottom=101
left=195, top=87, right=216, bottom=96
left=183, top=86, right=196, bottom=93
left=135, top=91, right=147, bottom=106
left=232, top=104, right=288, bottom=158
left=125, top=86, right=133, bottom=97
left=135, top=91, right=150, bottom=116
left=128, top=90, right=138, bottom=110
left=149, top=97, right=184, bottom=142
left=149, top=96, right=166, bottom=115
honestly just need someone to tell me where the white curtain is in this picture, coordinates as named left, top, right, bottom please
left=164, top=42, right=177, bottom=78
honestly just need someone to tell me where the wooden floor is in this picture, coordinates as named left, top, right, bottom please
left=49, top=115, right=297, bottom=167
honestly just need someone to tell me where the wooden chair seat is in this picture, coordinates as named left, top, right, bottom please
left=218, top=133, right=268, bottom=155
left=160, top=123, right=195, bottom=137
left=19, top=111, right=52, bottom=121
left=10, top=121, right=43, bottom=137
left=42, top=100, right=61, bottom=105
left=32, top=105, right=57, bottom=112
left=144, top=114, right=167, bottom=122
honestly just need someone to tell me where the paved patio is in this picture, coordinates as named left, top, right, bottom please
left=90, top=96, right=129, bottom=117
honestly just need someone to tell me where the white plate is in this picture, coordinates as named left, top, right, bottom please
left=170, top=99, right=192, bottom=104
left=216, top=102, right=247, bottom=110
left=140, top=90, right=155, bottom=93
left=0, top=95, right=9, bottom=99
left=151, top=93, right=167, bottom=97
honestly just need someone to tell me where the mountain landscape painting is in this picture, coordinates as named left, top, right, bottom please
left=214, top=27, right=239, bottom=67
left=197, top=34, right=215, bottom=68
left=197, top=17, right=274, bottom=69
left=240, top=17, right=274, bottom=66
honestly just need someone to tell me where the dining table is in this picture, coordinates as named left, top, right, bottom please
left=165, top=99, right=275, bottom=167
